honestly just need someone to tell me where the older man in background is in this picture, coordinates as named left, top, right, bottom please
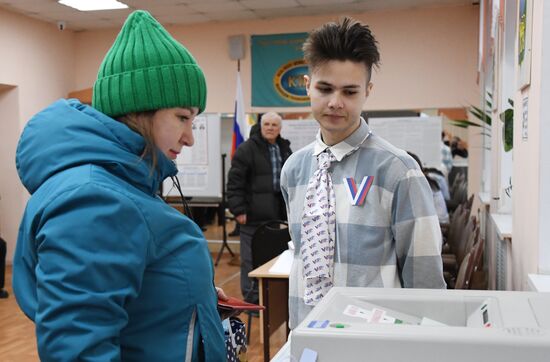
left=227, top=112, right=292, bottom=303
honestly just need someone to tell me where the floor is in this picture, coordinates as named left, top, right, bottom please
left=0, top=220, right=287, bottom=362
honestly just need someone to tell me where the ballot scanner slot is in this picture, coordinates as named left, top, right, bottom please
left=344, top=295, right=501, bottom=327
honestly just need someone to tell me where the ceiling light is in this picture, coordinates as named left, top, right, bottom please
left=58, top=0, right=128, bottom=11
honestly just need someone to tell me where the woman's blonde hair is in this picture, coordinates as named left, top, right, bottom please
left=118, top=111, right=159, bottom=171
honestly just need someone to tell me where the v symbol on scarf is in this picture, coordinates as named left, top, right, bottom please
left=344, top=176, right=374, bottom=206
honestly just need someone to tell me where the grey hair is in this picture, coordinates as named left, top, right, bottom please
left=261, top=111, right=282, bottom=125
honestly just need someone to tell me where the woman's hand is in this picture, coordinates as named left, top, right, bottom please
left=216, top=287, right=229, bottom=301
left=216, top=287, right=242, bottom=320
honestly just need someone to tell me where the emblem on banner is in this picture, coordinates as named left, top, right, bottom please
left=273, top=59, right=309, bottom=103
left=344, top=176, right=374, bottom=206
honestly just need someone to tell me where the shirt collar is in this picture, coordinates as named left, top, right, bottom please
left=313, top=117, right=372, bottom=161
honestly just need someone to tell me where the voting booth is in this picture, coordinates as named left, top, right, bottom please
left=291, top=287, right=550, bottom=362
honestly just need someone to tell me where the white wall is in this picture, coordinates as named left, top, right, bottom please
left=467, top=116, right=483, bottom=211
left=538, top=2, right=550, bottom=276
left=0, top=86, right=20, bottom=259
left=511, top=0, right=544, bottom=290
left=0, top=8, right=75, bottom=262
left=73, top=5, right=480, bottom=113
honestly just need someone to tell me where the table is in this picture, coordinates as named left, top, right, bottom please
left=249, top=256, right=290, bottom=362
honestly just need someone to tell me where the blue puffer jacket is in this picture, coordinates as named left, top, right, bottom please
left=14, top=99, right=225, bottom=361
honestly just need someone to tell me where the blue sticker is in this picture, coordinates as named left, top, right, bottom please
left=307, top=320, right=329, bottom=328
left=299, top=348, right=318, bottom=362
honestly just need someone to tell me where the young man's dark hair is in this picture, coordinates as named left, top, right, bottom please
left=302, top=16, right=381, bottom=81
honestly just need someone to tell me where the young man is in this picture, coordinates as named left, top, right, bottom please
left=280, top=17, right=446, bottom=328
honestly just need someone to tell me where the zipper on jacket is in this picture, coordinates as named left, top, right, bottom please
left=185, top=308, right=197, bottom=362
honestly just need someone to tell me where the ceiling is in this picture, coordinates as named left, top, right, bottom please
left=0, top=0, right=475, bottom=32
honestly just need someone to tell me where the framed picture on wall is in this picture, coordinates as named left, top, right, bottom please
left=517, top=0, right=533, bottom=90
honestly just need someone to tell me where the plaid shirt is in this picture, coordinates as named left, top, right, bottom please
left=281, top=119, right=446, bottom=329
left=268, top=142, right=282, bottom=192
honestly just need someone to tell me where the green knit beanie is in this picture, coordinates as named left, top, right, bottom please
left=92, top=10, right=206, bottom=117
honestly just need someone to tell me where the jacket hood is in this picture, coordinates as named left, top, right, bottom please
left=249, top=123, right=261, bottom=137
left=16, top=99, right=177, bottom=195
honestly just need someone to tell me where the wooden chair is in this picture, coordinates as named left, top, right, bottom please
left=442, top=204, right=467, bottom=254
left=469, top=237, right=487, bottom=289
left=447, top=225, right=483, bottom=289
left=454, top=251, right=475, bottom=289
left=443, top=217, right=478, bottom=273
left=465, top=194, right=474, bottom=212
left=456, top=234, right=485, bottom=289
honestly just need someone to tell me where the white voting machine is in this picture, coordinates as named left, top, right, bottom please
left=291, top=287, right=550, bottom=362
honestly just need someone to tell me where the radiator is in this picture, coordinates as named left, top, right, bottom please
left=496, top=236, right=508, bottom=290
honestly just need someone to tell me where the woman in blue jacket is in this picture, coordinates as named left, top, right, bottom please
left=13, top=10, right=226, bottom=361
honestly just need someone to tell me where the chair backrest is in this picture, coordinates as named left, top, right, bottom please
left=465, top=194, right=474, bottom=212
left=447, top=208, right=470, bottom=253
left=450, top=202, right=463, bottom=221
left=471, top=237, right=485, bottom=273
left=250, top=220, right=291, bottom=269
left=456, top=218, right=478, bottom=265
left=467, top=238, right=486, bottom=290
left=455, top=225, right=483, bottom=289
left=454, top=251, right=474, bottom=289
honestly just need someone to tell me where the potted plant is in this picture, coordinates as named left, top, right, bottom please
left=451, top=93, right=513, bottom=152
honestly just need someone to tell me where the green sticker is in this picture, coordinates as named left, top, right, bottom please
left=330, top=323, right=347, bottom=329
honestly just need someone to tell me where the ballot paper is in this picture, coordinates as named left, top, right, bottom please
left=339, top=295, right=423, bottom=325
left=343, top=304, right=400, bottom=324
left=343, top=302, right=447, bottom=326
left=269, top=249, right=293, bottom=274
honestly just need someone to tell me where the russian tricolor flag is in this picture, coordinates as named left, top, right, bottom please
left=231, top=71, right=248, bottom=158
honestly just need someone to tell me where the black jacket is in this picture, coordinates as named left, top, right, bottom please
left=227, top=124, right=292, bottom=225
